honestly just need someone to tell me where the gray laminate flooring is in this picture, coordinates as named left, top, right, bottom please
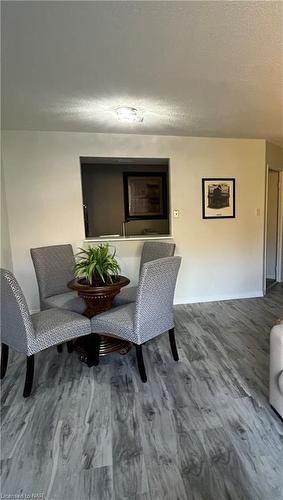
left=1, top=284, right=283, bottom=500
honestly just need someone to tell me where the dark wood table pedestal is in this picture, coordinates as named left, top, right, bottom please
left=68, top=276, right=131, bottom=365
left=74, top=334, right=130, bottom=365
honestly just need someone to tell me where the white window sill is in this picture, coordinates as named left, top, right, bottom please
left=84, top=235, right=173, bottom=243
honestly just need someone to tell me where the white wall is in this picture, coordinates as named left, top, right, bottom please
left=266, top=142, right=283, bottom=172
left=2, top=131, right=266, bottom=311
left=1, top=164, right=13, bottom=270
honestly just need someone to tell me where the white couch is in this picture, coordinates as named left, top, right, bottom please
left=270, top=320, right=283, bottom=419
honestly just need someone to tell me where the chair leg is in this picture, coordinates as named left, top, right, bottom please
left=23, top=355, right=34, bottom=398
left=169, top=328, right=179, bottom=361
left=67, top=341, right=73, bottom=353
left=136, top=345, right=147, bottom=383
left=57, top=344, right=63, bottom=353
left=1, top=343, right=9, bottom=379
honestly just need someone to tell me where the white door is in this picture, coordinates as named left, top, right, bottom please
left=266, top=170, right=279, bottom=281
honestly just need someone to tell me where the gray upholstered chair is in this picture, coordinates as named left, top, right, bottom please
left=30, top=244, right=86, bottom=352
left=0, top=269, right=91, bottom=397
left=30, top=244, right=85, bottom=313
left=113, top=241, right=176, bottom=307
left=91, top=256, right=181, bottom=382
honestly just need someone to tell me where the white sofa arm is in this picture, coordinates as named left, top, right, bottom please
left=269, top=322, right=283, bottom=418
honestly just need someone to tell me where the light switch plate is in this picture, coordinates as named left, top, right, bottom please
left=173, top=209, right=179, bottom=218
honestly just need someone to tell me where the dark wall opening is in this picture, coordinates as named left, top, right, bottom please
left=80, top=158, right=170, bottom=238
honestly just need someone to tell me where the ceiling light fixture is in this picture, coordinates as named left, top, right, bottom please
left=115, top=107, right=143, bottom=123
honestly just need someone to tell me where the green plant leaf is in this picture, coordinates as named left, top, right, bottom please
left=74, top=243, right=120, bottom=285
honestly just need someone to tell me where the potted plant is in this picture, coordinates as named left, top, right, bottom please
left=71, top=243, right=130, bottom=363
left=71, top=242, right=129, bottom=317
left=74, top=243, right=120, bottom=286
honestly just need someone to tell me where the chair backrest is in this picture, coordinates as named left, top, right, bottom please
left=134, top=256, right=181, bottom=343
left=139, top=242, right=175, bottom=275
left=0, top=269, right=35, bottom=354
left=30, top=244, right=75, bottom=300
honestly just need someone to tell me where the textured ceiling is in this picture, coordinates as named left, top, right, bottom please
left=2, top=1, right=283, bottom=142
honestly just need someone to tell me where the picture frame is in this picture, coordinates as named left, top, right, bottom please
left=202, top=178, right=235, bottom=219
left=123, top=172, right=168, bottom=221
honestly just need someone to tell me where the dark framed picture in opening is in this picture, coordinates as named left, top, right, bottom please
left=123, top=172, right=168, bottom=221
left=202, top=178, right=235, bottom=219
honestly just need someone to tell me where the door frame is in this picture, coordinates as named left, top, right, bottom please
left=263, top=165, right=283, bottom=293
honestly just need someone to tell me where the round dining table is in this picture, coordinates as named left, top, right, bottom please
left=68, top=275, right=131, bottom=365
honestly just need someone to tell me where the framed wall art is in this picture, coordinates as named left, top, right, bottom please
left=202, top=178, right=235, bottom=219
left=123, top=172, right=168, bottom=221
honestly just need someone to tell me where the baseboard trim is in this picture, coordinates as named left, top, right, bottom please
left=174, top=290, right=264, bottom=305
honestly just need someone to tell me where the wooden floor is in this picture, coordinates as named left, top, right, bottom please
left=1, top=284, right=283, bottom=500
